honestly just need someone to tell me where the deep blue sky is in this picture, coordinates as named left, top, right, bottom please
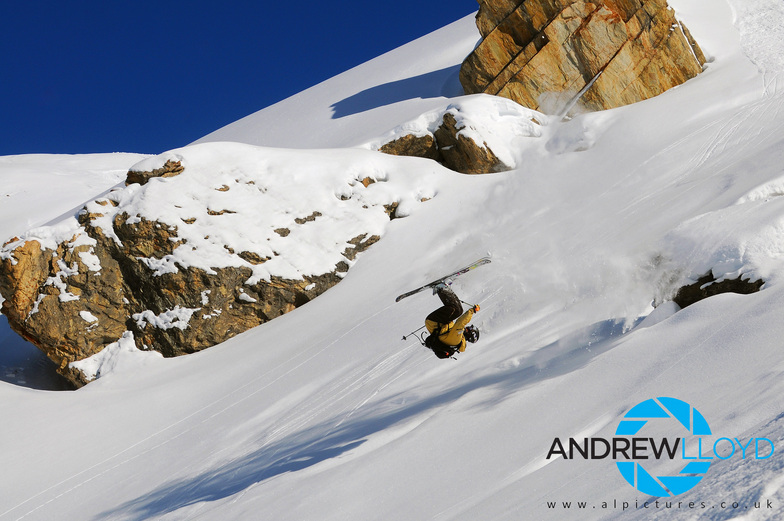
left=0, top=1, right=479, bottom=156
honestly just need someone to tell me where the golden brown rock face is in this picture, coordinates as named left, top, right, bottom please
left=125, top=159, right=185, bottom=186
left=461, top=0, right=706, bottom=114
left=379, top=113, right=510, bottom=174
left=0, top=160, right=383, bottom=388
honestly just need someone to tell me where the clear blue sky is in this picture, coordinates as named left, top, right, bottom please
left=0, top=1, right=479, bottom=156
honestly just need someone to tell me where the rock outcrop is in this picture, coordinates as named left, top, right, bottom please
left=375, top=95, right=544, bottom=174
left=0, top=144, right=407, bottom=387
left=125, top=159, right=184, bottom=186
left=673, top=271, right=764, bottom=309
left=380, top=113, right=509, bottom=174
left=461, top=0, right=706, bottom=115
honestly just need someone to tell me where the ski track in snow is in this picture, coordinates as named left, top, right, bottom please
left=4, top=302, right=404, bottom=521
left=619, top=88, right=784, bottom=217
left=432, top=413, right=617, bottom=521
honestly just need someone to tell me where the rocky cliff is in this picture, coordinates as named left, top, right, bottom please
left=461, top=0, right=706, bottom=115
left=0, top=143, right=423, bottom=387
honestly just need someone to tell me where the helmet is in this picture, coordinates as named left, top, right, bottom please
left=464, top=325, right=479, bottom=344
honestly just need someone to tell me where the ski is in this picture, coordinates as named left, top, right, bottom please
left=395, top=257, right=491, bottom=302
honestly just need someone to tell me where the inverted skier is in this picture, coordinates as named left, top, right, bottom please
left=423, top=282, right=480, bottom=359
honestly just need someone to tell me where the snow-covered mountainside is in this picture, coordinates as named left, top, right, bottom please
left=2, top=1, right=784, bottom=520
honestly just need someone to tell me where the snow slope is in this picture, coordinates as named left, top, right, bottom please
left=193, top=14, right=480, bottom=149
left=2, top=1, right=784, bottom=520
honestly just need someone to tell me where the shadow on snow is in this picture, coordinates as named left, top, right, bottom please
left=330, top=65, right=462, bottom=119
left=0, top=315, right=73, bottom=391
left=97, top=316, right=640, bottom=520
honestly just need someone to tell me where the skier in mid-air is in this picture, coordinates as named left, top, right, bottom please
left=396, top=256, right=488, bottom=357
left=424, top=282, right=480, bottom=359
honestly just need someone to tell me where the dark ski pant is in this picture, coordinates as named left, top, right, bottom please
left=426, top=287, right=463, bottom=325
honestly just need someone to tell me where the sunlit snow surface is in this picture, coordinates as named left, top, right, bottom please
left=2, top=1, right=784, bottom=520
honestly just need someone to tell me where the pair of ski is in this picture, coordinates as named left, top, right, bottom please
left=395, top=256, right=491, bottom=302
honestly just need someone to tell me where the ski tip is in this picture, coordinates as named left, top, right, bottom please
left=471, top=257, right=491, bottom=267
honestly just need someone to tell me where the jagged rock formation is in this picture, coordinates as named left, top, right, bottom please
left=673, top=271, right=764, bottom=309
left=380, top=113, right=509, bottom=174
left=461, top=0, right=706, bottom=114
left=380, top=134, right=441, bottom=163
left=375, top=96, right=544, bottom=174
left=0, top=145, right=400, bottom=387
left=125, top=158, right=184, bottom=186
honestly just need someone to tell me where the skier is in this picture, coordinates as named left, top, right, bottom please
left=424, top=282, right=480, bottom=359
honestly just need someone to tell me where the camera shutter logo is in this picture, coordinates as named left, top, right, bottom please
left=615, top=397, right=712, bottom=497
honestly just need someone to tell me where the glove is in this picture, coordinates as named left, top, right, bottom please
left=472, top=304, right=480, bottom=313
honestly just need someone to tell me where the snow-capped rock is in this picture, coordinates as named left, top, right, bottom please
left=0, top=142, right=436, bottom=386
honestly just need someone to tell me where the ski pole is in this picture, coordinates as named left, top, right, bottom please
left=402, top=325, right=427, bottom=341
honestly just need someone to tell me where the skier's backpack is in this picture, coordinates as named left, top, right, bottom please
left=424, top=326, right=457, bottom=359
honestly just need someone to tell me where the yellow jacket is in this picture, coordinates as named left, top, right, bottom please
left=425, top=308, right=475, bottom=353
